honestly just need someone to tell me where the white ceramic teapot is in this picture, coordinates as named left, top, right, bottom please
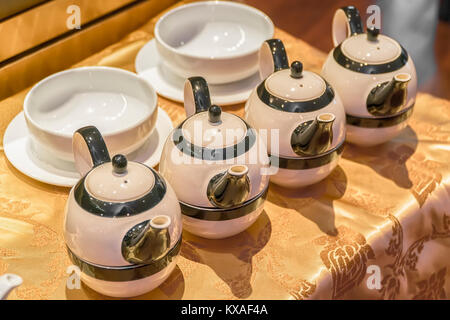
left=159, top=77, right=270, bottom=239
left=64, top=126, right=182, bottom=297
left=0, top=274, right=22, bottom=300
left=244, top=39, right=346, bottom=188
left=321, top=6, right=417, bottom=146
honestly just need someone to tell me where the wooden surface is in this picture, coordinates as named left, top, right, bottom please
left=244, top=0, right=450, bottom=100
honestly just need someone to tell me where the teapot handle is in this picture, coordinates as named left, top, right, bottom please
left=332, top=6, right=364, bottom=47
left=73, top=126, right=111, bottom=176
left=258, top=39, right=289, bottom=80
left=184, top=77, right=211, bottom=118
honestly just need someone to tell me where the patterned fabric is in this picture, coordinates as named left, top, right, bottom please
left=0, top=1, right=449, bottom=300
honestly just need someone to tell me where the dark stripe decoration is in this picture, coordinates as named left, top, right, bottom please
left=172, top=116, right=257, bottom=161
left=187, top=76, right=211, bottom=114
left=180, top=185, right=268, bottom=221
left=346, top=103, right=414, bottom=128
left=74, top=126, right=111, bottom=167
left=67, top=235, right=181, bottom=282
left=333, top=43, right=409, bottom=74
left=74, top=167, right=167, bottom=218
left=340, top=6, right=364, bottom=35
left=256, top=79, right=335, bottom=113
left=272, top=140, right=345, bottom=170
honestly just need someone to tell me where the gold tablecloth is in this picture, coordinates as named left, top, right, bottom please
left=1, top=3, right=449, bottom=300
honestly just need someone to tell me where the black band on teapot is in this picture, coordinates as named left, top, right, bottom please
left=256, top=79, right=335, bottom=113
left=67, top=235, right=181, bottom=282
left=346, top=103, right=414, bottom=128
left=180, top=185, right=268, bottom=221
left=333, top=43, right=409, bottom=74
left=272, top=139, right=345, bottom=170
left=73, top=167, right=167, bottom=218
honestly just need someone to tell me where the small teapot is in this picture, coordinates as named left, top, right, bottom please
left=64, top=126, right=182, bottom=298
left=159, top=77, right=270, bottom=239
left=244, top=39, right=346, bottom=188
left=321, top=5, right=417, bottom=146
left=0, top=274, right=22, bottom=300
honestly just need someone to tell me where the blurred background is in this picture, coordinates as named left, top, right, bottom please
left=0, top=0, right=449, bottom=100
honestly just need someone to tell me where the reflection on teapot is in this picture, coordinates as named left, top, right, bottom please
left=367, top=73, right=412, bottom=116
left=207, top=165, right=250, bottom=208
left=122, top=215, right=172, bottom=264
left=291, top=113, right=335, bottom=156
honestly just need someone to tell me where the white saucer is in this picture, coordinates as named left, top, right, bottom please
left=3, top=108, right=173, bottom=187
left=135, top=39, right=261, bottom=105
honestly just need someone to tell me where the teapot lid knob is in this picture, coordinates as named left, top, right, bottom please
left=208, top=104, right=222, bottom=123
left=290, top=61, right=303, bottom=79
left=112, top=154, right=127, bottom=174
left=367, top=27, right=380, bottom=41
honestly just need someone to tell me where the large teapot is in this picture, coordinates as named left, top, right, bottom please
left=245, top=39, right=346, bottom=188
left=64, top=126, right=182, bottom=297
left=321, top=6, right=417, bottom=146
left=159, top=77, right=270, bottom=239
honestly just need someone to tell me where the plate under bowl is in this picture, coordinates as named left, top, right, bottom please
left=3, top=108, right=173, bottom=187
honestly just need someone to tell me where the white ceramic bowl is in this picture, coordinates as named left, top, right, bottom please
left=24, top=66, right=158, bottom=163
left=154, top=1, right=274, bottom=84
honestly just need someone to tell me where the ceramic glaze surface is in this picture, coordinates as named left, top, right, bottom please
left=346, top=122, right=409, bottom=147
left=85, top=162, right=155, bottom=202
left=245, top=89, right=346, bottom=158
left=159, top=139, right=270, bottom=208
left=321, top=52, right=417, bottom=118
left=154, top=1, right=273, bottom=84
left=182, top=112, right=247, bottom=148
left=3, top=108, right=172, bottom=187
left=0, top=274, right=22, bottom=300
left=265, top=69, right=326, bottom=101
left=172, top=22, right=265, bottom=58
left=321, top=6, right=419, bottom=146
left=341, top=34, right=401, bottom=64
left=156, top=1, right=272, bottom=58
left=136, top=40, right=262, bottom=105
left=32, top=92, right=151, bottom=135
left=24, top=67, right=158, bottom=162
left=270, top=156, right=340, bottom=188
left=80, top=259, right=177, bottom=297
left=182, top=203, right=264, bottom=239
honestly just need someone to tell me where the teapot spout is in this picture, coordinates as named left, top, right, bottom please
left=291, top=113, right=335, bottom=156
left=121, top=216, right=171, bottom=264
left=207, top=165, right=250, bottom=208
left=0, top=274, right=22, bottom=300
left=367, top=73, right=411, bottom=116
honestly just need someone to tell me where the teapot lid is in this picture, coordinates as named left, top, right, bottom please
left=341, top=28, right=402, bottom=64
left=181, top=105, right=247, bottom=148
left=85, top=155, right=155, bottom=202
left=265, top=61, right=326, bottom=101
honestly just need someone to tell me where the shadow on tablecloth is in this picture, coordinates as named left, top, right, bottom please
left=180, top=211, right=272, bottom=298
